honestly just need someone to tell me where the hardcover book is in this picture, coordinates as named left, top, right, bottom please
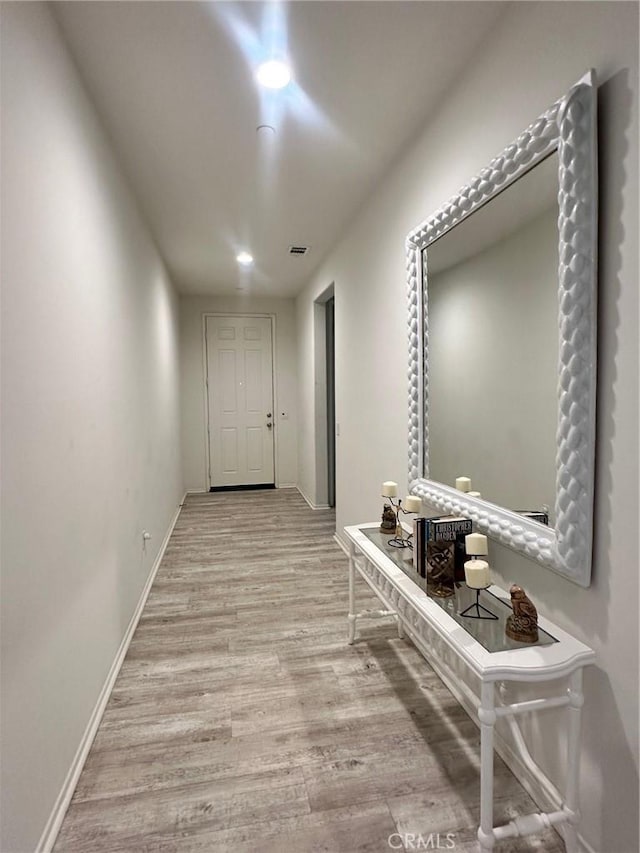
left=426, top=515, right=473, bottom=541
left=453, top=533, right=468, bottom=583
left=413, top=517, right=427, bottom=578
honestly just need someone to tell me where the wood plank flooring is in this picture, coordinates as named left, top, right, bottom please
left=54, top=490, right=564, bottom=852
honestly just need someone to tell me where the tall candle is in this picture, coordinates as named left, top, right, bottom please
left=382, top=481, right=398, bottom=498
left=403, top=495, right=422, bottom=513
left=464, top=559, right=490, bottom=589
left=465, top=533, right=489, bottom=556
left=455, top=476, right=471, bottom=492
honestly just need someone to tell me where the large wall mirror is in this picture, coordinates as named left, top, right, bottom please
left=406, top=71, right=597, bottom=586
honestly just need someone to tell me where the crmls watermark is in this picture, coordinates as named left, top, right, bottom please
left=388, top=832, right=457, bottom=850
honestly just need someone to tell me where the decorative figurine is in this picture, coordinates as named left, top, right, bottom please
left=380, top=503, right=396, bottom=534
left=505, top=584, right=539, bottom=643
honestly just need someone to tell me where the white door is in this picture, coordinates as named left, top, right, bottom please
left=206, top=315, right=275, bottom=488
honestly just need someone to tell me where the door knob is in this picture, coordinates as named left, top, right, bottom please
left=266, top=413, right=272, bottom=418
left=267, top=422, right=273, bottom=429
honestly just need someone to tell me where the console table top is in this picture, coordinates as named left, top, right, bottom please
left=345, top=523, right=595, bottom=682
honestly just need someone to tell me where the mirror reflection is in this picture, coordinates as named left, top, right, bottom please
left=426, top=152, right=559, bottom=526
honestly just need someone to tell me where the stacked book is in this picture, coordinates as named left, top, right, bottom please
left=413, top=514, right=473, bottom=590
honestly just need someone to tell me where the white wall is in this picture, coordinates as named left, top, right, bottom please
left=180, top=295, right=298, bottom=492
left=0, top=5, right=183, bottom=851
left=295, top=3, right=638, bottom=851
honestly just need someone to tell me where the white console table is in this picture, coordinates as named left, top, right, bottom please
left=345, top=523, right=595, bottom=852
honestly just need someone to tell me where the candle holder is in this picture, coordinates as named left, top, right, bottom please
left=385, top=497, right=412, bottom=549
left=380, top=485, right=421, bottom=549
left=460, top=534, right=497, bottom=618
left=459, top=586, right=498, bottom=620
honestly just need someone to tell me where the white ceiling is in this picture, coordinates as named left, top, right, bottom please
left=54, top=1, right=507, bottom=297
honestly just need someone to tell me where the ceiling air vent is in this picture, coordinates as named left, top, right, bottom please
left=288, top=246, right=308, bottom=256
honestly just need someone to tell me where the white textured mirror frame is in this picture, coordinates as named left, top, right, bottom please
left=406, top=70, right=598, bottom=587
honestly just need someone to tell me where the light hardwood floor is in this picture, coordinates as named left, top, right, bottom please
left=54, top=490, right=564, bottom=852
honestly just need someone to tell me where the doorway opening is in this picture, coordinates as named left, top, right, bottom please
left=326, top=296, right=335, bottom=508
left=313, top=284, right=335, bottom=509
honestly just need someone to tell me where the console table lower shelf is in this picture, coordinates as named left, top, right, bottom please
left=344, top=524, right=595, bottom=852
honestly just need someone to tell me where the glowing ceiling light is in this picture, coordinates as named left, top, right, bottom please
left=255, top=59, right=291, bottom=89
left=236, top=251, right=254, bottom=266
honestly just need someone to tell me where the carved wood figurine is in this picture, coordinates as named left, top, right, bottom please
left=505, top=584, right=539, bottom=643
left=379, top=503, right=396, bottom=534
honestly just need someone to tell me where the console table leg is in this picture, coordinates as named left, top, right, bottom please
left=397, top=617, right=405, bottom=640
left=478, top=681, right=496, bottom=851
left=347, top=550, right=357, bottom=644
left=561, top=669, right=584, bottom=853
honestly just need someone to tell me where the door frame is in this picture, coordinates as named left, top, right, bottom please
left=202, top=312, right=278, bottom=491
left=325, top=296, right=335, bottom=508
left=312, top=283, right=335, bottom=509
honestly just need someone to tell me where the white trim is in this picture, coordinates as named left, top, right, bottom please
left=333, top=532, right=348, bottom=555
left=35, top=494, right=186, bottom=853
left=312, top=284, right=335, bottom=509
left=313, top=300, right=329, bottom=505
left=277, top=483, right=297, bottom=490
left=201, top=312, right=212, bottom=491
left=576, top=831, right=598, bottom=853
left=334, top=529, right=350, bottom=554
left=270, top=313, right=281, bottom=488
left=296, top=485, right=330, bottom=510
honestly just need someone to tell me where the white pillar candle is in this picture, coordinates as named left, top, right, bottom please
left=403, top=495, right=422, bottom=513
left=455, top=476, right=471, bottom=492
left=382, top=481, right=398, bottom=498
left=468, top=491, right=482, bottom=499
left=465, top=533, right=489, bottom=556
left=464, top=559, right=490, bottom=589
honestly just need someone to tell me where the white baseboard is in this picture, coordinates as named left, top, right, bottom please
left=575, top=831, right=598, bottom=853
left=276, top=482, right=297, bottom=490
left=333, top=532, right=348, bottom=554
left=297, top=486, right=330, bottom=510
left=35, top=493, right=186, bottom=853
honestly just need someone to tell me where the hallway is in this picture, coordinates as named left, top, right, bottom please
left=54, top=491, right=562, bottom=852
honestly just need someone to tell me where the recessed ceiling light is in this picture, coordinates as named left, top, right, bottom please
left=257, top=124, right=276, bottom=138
left=236, top=251, right=254, bottom=266
left=255, top=59, right=291, bottom=90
